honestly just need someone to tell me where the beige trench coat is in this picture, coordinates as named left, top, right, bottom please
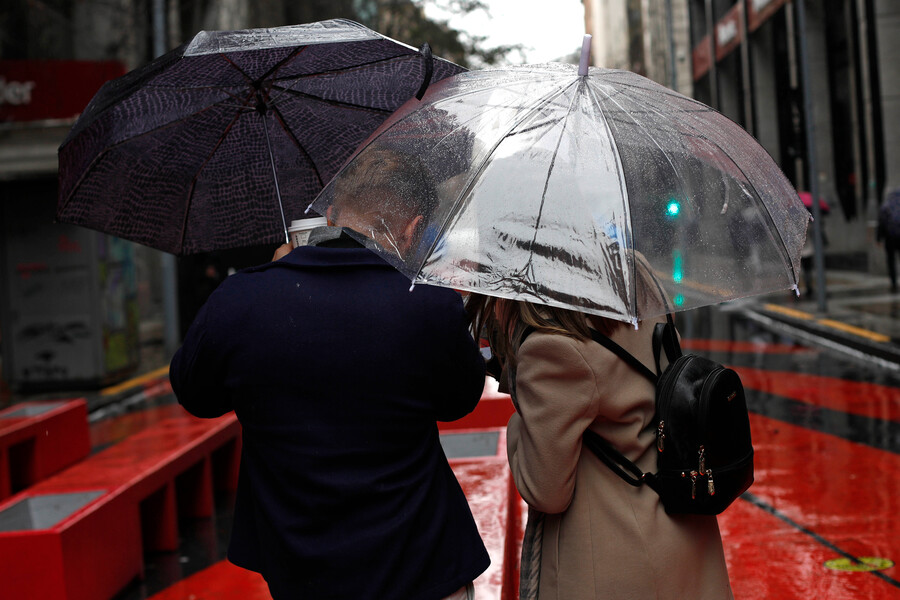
left=507, top=319, right=734, bottom=600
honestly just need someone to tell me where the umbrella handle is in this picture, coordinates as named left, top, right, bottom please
left=415, top=43, right=434, bottom=100
left=262, top=114, right=290, bottom=244
left=579, top=34, right=592, bottom=76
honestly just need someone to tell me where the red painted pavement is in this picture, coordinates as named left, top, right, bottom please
left=32, top=345, right=900, bottom=600
left=735, top=367, right=900, bottom=422
left=720, top=412, right=900, bottom=598
left=681, top=339, right=817, bottom=354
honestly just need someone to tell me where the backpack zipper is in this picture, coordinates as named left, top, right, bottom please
left=696, top=366, right=729, bottom=476
left=698, top=450, right=754, bottom=500
left=655, top=356, right=695, bottom=454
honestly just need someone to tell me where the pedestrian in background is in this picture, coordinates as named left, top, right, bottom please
left=170, top=149, right=490, bottom=600
left=466, top=257, right=733, bottom=600
left=877, top=188, right=900, bottom=292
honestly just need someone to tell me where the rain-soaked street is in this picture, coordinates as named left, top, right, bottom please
left=85, top=301, right=900, bottom=600
left=685, top=305, right=900, bottom=599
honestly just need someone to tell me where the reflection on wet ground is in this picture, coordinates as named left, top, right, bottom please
left=109, top=305, right=900, bottom=599
left=679, top=306, right=900, bottom=598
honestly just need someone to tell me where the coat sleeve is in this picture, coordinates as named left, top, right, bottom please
left=507, top=334, right=600, bottom=514
left=427, top=290, right=488, bottom=422
left=168, top=291, right=233, bottom=418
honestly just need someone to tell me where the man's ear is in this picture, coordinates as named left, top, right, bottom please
left=325, top=206, right=335, bottom=226
left=399, top=214, right=425, bottom=254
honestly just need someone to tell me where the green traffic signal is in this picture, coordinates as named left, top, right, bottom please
left=666, top=199, right=681, bottom=217
left=672, top=249, right=683, bottom=283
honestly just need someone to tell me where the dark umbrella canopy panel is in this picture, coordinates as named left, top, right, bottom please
left=57, top=19, right=465, bottom=255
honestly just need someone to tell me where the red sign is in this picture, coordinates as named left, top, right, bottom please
left=0, top=59, right=126, bottom=123
left=715, top=4, right=743, bottom=61
left=693, top=35, right=712, bottom=80
left=748, top=0, right=789, bottom=32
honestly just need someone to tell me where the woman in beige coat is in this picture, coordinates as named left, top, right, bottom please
left=467, top=275, right=734, bottom=600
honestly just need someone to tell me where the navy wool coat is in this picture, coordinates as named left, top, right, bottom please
left=170, top=243, right=490, bottom=599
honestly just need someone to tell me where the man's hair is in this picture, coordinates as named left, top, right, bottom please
left=333, top=148, right=439, bottom=227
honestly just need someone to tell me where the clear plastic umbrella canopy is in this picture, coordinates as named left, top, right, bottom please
left=309, top=63, right=811, bottom=325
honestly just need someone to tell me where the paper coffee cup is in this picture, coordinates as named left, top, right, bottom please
left=288, top=217, right=327, bottom=247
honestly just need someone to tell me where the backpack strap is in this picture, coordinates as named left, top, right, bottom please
left=584, top=328, right=663, bottom=494
left=588, top=329, right=658, bottom=384
left=516, top=324, right=663, bottom=496
left=652, top=314, right=681, bottom=374
left=523, top=325, right=661, bottom=385
left=583, top=429, right=661, bottom=494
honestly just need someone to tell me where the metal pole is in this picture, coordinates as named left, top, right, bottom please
left=795, top=0, right=828, bottom=312
left=665, top=0, right=678, bottom=91
left=705, top=0, right=719, bottom=108
left=739, top=0, right=755, bottom=135
left=152, top=0, right=181, bottom=355
left=855, top=0, right=879, bottom=215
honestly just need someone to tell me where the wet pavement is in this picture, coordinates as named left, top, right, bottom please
left=4, top=268, right=900, bottom=598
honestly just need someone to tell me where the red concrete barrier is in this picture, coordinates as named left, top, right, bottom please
left=439, top=377, right=514, bottom=433
left=140, top=424, right=526, bottom=600
left=0, top=399, right=90, bottom=500
left=441, top=426, right=524, bottom=600
left=0, top=414, right=240, bottom=600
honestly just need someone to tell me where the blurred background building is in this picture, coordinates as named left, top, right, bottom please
left=0, top=0, right=511, bottom=395
left=584, top=0, right=899, bottom=277
left=1, top=0, right=898, bottom=395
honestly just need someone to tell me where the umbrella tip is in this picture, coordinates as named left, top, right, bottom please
left=416, top=43, right=434, bottom=100
left=578, top=34, right=592, bottom=76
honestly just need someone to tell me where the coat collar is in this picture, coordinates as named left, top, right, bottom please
left=242, top=227, right=394, bottom=273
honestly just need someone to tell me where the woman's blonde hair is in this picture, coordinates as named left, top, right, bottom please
left=466, top=295, right=621, bottom=369
left=465, top=251, right=667, bottom=368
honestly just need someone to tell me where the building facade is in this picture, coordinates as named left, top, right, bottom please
left=584, top=0, right=899, bottom=273
left=0, top=0, right=372, bottom=392
left=584, top=0, right=694, bottom=96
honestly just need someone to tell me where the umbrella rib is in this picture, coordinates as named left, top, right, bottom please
left=271, top=51, right=425, bottom=82
left=594, top=72, right=711, bottom=110
left=268, top=85, right=394, bottom=116
left=177, top=94, right=253, bottom=253
left=266, top=52, right=427, bottom=108
left=269, top=103, right=326, bottom=189
left=413, top=78, right=577, bottom=285
left=215, top=48, right=308, bottom=89
left=523, top=80, right=584, bottom=278
left=604, top=85, right=798, bottom=286
left=58, top=88, right=258, bottom=217
left=583, top=82, right=641, bottom=319
left=258, top=46, right=307, bottom=84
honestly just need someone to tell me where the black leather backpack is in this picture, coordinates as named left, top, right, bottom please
left=582, top=317, right=754, bottom=515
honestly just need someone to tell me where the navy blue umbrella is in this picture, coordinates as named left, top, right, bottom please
left=57, top=19, right=465, bottom=255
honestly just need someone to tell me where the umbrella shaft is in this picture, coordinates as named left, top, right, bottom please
left=262, top=114, right=289, bottom=244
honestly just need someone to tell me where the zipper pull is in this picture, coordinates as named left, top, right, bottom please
left=698, top=445, right=706, bottom=474
left=657, top=420, right=665, bottom=452
left=690, top=470, right=699, bottom=499
left=706, top=469, right=715, bottom=496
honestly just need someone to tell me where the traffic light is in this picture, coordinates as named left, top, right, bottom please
left=672, top=249, right=685, bottom=307
left=672, top=249, right=684, bottom=283
left=665, top=198, right=681, bottom=219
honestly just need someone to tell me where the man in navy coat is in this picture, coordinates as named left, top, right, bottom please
left=169, top=150, right=490, bottom=599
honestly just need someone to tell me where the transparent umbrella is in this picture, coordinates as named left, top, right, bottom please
left=309, top=54, right=810, bottom=325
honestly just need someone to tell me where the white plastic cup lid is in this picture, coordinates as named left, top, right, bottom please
left=288, top=216, right=327, bottom=231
